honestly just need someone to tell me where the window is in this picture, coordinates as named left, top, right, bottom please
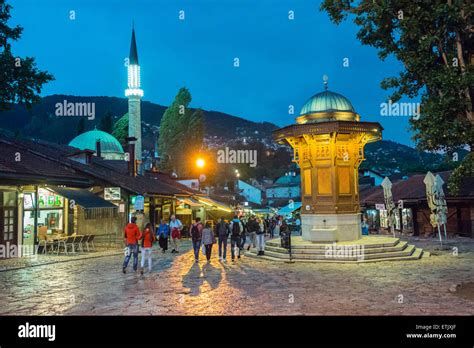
left=3, top=208, right=15, bottom=241
left=1, top=191, right=17, bottom=242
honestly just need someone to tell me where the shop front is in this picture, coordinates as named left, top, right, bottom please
left=364, top=206, right=414, bottom=234
left=22, top=187, right=65, bottom=253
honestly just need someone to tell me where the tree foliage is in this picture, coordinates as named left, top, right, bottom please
left=76, top=118, right=85, bottom=136
left=0, top=0, right=54, bottom=111
left=321, top=0, right=474, bottom=192
left=158, top=87, right=204, bottom=177
left=112, top=113, right=128, bottom=147
left=99, top=111, right=113, bottom=133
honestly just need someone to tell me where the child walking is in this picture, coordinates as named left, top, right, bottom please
left=140, top=223, right=156, bottom=274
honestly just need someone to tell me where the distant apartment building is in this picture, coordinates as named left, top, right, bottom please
left=266, top=172, right=301, bottom=207
left=237, top=180, right=262, bottom=205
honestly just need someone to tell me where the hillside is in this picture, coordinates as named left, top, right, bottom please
left=0, top=95, right=463, bottom=177
left=0, top=95, right=277, bottom=146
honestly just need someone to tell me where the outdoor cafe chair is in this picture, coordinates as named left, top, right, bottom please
left=59, top=236, right=75, bottom=255
left=85, top=235, right=95, bottom=251
left=73, top=235, right=85, bottom=253
left=83, top=235, right=94, bottom=252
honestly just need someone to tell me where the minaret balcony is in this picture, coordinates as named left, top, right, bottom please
left=125, top=88, right=144, bottom=97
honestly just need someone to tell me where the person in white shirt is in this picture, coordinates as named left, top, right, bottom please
left=169, top=215, right=183, bottom=253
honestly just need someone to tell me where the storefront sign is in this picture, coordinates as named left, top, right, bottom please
left=38, top=188, right=63, bottom=209
left=104, top=187, right=121, bottom=201
left=375, top=203, right=385, bottom=210
left=134, top=195, right=144, bottom=210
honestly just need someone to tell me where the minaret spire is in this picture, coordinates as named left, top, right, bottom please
left=129, top=24, right=139, bottom=65
left=125, top=25, right=143, bottom=174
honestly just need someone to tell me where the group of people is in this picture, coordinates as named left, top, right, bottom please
left=122, top=213, right=282, bottom=273
left=122, top=215, right=184, bottom=274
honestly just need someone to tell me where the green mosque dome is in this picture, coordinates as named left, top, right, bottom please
left=69, top=128, right=124, bottom=159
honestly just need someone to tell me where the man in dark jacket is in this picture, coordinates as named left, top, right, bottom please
left=215, top=217, right=230, bottom=262
left=246, top=216, right=259, bottom=251
left=189, top=217, right=203, bottom=263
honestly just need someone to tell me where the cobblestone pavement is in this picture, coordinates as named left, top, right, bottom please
left=0, top=237, right=473, bottom=316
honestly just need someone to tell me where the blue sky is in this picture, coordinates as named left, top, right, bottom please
left=9, top=0, right=418, bottom=146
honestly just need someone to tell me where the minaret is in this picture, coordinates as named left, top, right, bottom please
left=125, top=25, right=143, bottom=173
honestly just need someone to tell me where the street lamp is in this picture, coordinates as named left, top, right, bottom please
left=196, top=158, right=205, bottom=169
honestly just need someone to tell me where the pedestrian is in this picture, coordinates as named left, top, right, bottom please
left=246, top=216, right=258, bottom=251
left=270, top=218, right=276, bottom=238
left=140, top=222, right=156, bottom=274
left=202, top=222, right=216, bottom=262
left=295, top=214, right=302, bottom=235
left=239, top=216, right=247, bottom=251
left=156, top=219, right=170, bottom=253
left=361, top=215, right=369, bottom=236
left=215, top=217, right=230, bottom=262
left=256, top=217, right=266, bottom=256
left=274, top=215, right=282, bottom=237
left=189, top=217, right=203, bottom=262
left=169, top=214, right=183, bottom=253
left=229, top=215, right=243, bottom=262
left=122, top=216, right=141, bottom=273
left=280, top=220, right=290, bottom=249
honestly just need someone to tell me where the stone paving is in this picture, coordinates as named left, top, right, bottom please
left=0, top=237, right=473, bottom=316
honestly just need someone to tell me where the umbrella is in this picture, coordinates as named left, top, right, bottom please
left=381, top=177, right=396, bottom=237
left=435, top=174, right=448, bottom=239
left=424, top=172, right=443, bottom=244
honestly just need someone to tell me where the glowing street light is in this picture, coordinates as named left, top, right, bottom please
left=196, top=158, right=205, bottom=168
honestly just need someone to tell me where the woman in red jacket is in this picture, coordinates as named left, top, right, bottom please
left=140, top=222, right=156, bottom=274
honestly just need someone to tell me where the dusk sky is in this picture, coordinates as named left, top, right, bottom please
left=10, top=0, right=418, bottom=146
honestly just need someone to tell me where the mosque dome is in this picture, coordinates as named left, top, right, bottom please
left=69, top=128, right=124, bottom=160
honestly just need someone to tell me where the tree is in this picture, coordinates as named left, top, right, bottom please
left=158, top=87, right=204, bottom=177
left=0, top=0, right=54, bottom=111
left=112, top=113, right=128, bottom=146
left=321, top=0, right=473, bottom=193
left=76, top=118, right=85, bottom=135
left=99, top=111, right=113, bottom=133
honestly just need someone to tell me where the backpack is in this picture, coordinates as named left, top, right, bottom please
left=231, top=221, right=240, bottom=237
left=191, top=224, right=201, bottom=241
left=217, top=223, right=228, bottom=236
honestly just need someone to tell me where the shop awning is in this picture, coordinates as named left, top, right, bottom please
left=278, top=202, right=302, bottom=216
left=180, top=198, right=203, bottom=207
left=51, top=186, right=117, bottom=209
left=195, top=196, right=233, bottom=213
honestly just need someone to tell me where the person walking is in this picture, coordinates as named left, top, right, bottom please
left=269, top=218, right=276, bottom=238
left=239, top=216, right=247, bottom=251
left=280, top=220, right=290, bottom=249
left=202, top=222, right=216, bottom=262
left=122, top=216, right=141, bottom=273
left=274, top=215, right=282, bottom=237
left=229, top=216, right=243, bottom=262
left=140, top=222, right=156, bottom=274
left=156, top=219, right=170, bottom=253
left=215, top=217, right=230, bottom=262
left=169, top=215, right=183, bottom=253
left=189, top=217, right=203, bottom=262
left=245, top=216, right=257, bottom=251
left=256, top=218, right=265, bottom=256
